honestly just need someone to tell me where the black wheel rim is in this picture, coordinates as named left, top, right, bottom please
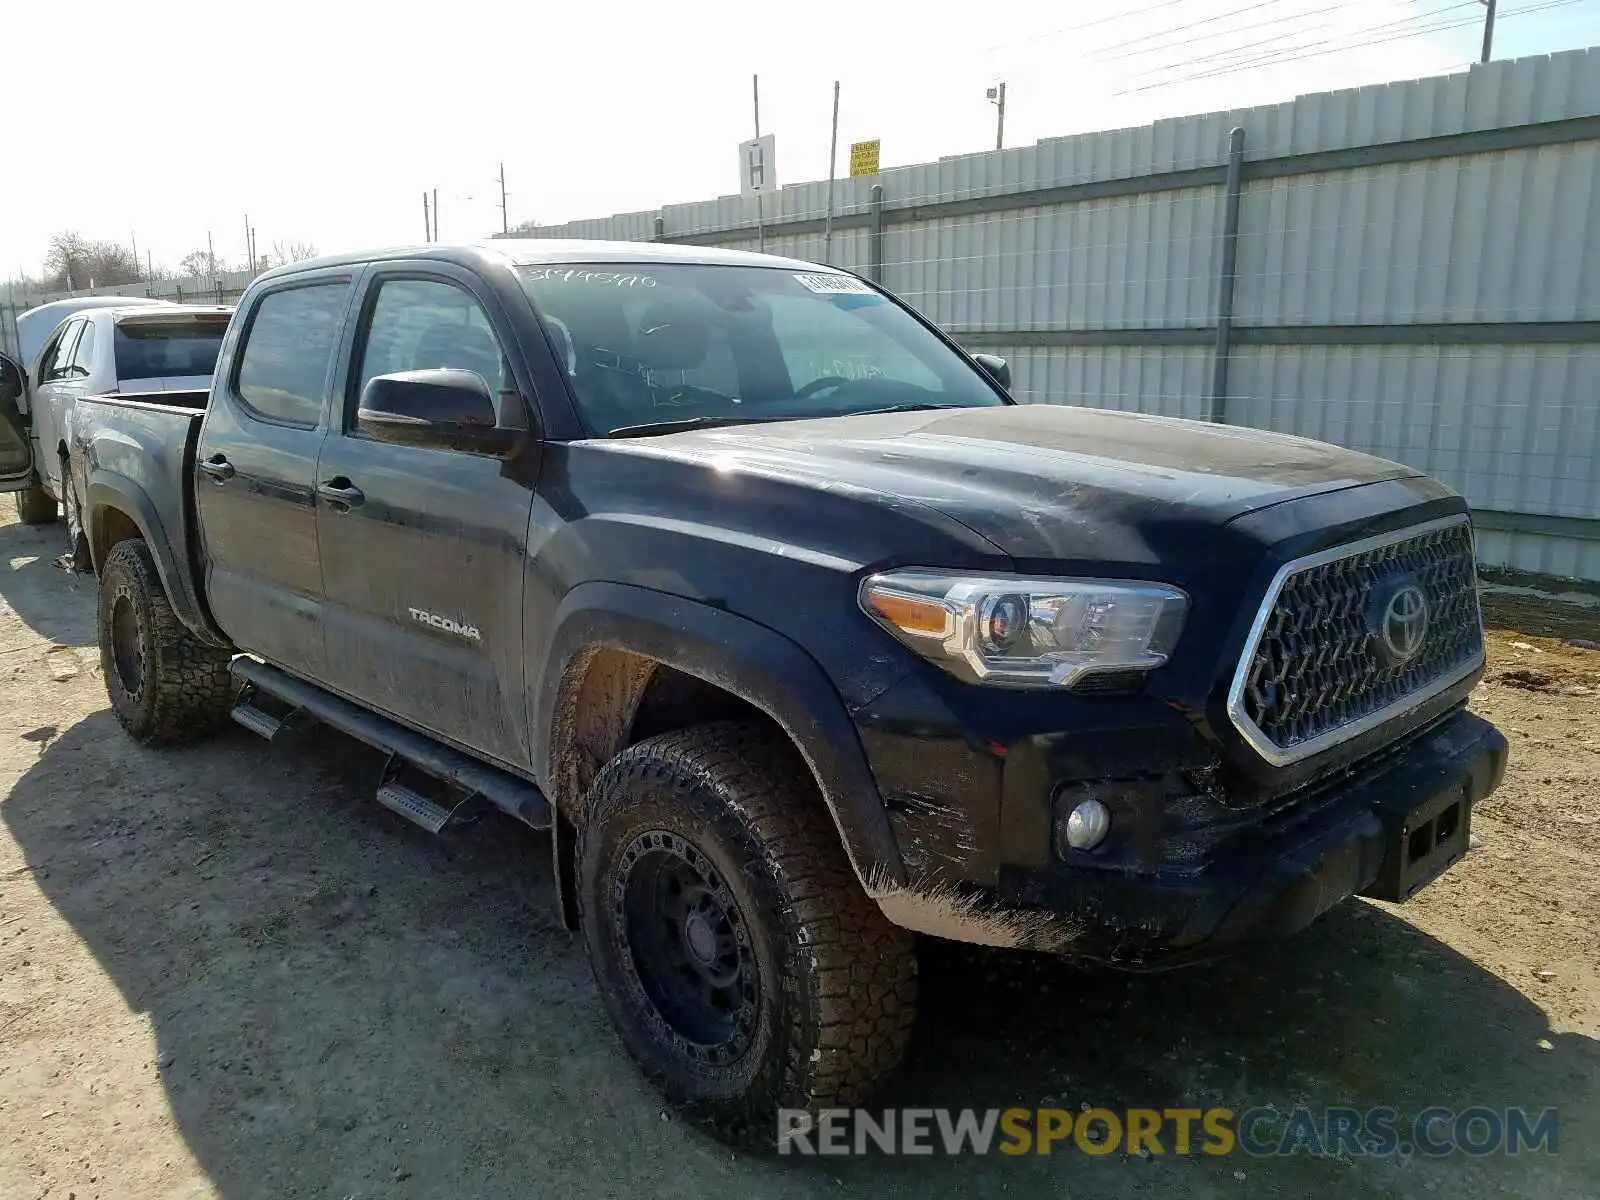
left=110, top=594, right=145, bottom=698
left=614, top=830, right=759, bottom=1066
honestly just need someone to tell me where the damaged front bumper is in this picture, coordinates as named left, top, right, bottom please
left=869, top=709, right=1508, bottom=964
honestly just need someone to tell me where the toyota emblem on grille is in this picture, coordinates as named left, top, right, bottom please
left=1370, top=579, right=1429, bottom=664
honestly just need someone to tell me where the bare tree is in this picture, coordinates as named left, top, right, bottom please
left=43, top=232, right=94, bottom=290
left=41, top=231, right=142, bottom=289
left=179, top=248, right=221, bottom=279
left=263, top=239, right=319, bottom=268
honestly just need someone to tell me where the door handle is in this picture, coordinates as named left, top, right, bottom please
left=198, top=456, right=235, bottom=482
left=317, top=479, right=365, bottom=510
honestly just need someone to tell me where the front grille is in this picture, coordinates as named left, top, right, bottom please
left=1230, top=517, right=1483, bottom=765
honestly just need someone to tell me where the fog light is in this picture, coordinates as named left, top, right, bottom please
left=1064, top=797, right=1111, bottom=851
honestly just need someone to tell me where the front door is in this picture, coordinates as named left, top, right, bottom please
left=194, top=276, right=356, bottom=680
left=0, top=353, right=34, bottom=490
left=314, top=268, right=536, bottom=768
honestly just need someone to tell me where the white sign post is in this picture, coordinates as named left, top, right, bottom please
left=739, top=134, right=776, bottom=197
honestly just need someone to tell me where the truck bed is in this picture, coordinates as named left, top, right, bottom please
left=72, top=392, right=212, bottom=637
left=96, top=387, right=210, bottom=410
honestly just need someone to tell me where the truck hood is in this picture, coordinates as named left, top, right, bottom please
left=629, top=404, right=1421, bottom=562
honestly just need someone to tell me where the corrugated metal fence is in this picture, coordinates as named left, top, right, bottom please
left=1, top=270, right=255, bottom=361
left=513, top=48, right=1600, bottom=581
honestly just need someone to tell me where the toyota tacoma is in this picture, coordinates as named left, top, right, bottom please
left=0, top=241, right=1507, bottom=1144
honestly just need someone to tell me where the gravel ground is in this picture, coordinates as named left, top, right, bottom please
left=0, top=507, right=1595, bottom=1199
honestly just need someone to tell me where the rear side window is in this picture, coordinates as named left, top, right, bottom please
left=68, top=321, right=97, bottom=375
left=236, top=283, right=349, bottom=426
left=42, top=321, right=82, bottom=382
left=115, top=320, right=227, bottom=382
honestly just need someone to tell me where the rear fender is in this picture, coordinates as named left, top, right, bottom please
left=86, top=472, right=230, bottom=648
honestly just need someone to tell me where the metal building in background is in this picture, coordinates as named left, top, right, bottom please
left=511, top=47, right=1600, bottom=582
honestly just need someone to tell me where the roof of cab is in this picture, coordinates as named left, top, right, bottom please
left=252, top=239, right=833, bottom=285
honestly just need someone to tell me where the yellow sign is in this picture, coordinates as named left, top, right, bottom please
left=848, top=140, right=881, bottom=178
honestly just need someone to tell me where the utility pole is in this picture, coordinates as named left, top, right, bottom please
left=130, top=228, right=139, bottom=280
left=753, top=74, right=765, bottom=252
left=423, top=192, right=431, bottom=241
left=244, top=214, right=252, bottom=274
left=433, top=188, right=439, bottom=242
left=987, top=82, right=1007, bottom=151
left=824, top=80, right=840, bottom=263
left=498, top=162, right=509, bottom=234
left=207, top=230, right=216, bottom=276
left=1480, top=0, right=1497, bottom=62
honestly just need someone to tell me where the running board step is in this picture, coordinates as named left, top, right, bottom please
left=229, top=657, right=552, bottom=831
left=376, top=783, right=457, bottom=834
left=231, top=700, right=287, bottom=741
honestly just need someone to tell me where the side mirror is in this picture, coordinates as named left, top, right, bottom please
left=357, top=369, right=517, bottom=456
left=972, top=353, right=1011, bottom=392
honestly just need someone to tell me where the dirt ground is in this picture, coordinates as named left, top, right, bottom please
left=0, top=507, right=1595, bottom=1200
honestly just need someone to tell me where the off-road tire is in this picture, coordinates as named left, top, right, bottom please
left=577, top=720, right=917, bottom=1148
left=98, top=539, right=234, bottom=745
left=14, top=485, right=57, bottom=526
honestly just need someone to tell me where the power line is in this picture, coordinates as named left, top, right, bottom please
left=1126, top=0, right=1480, bottom=80
left=981, top=0, right=1198, bottom=54
left=1118, top=0, right=1590, bottom=93
left=1085, top=0, right=1313, bottom=61
left=1094, top=2, right=1343, bottom=67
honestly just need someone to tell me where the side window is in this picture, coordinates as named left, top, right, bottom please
left=354, top=278, right=509, bottom=418
left=67, top=320, right=96, bottom=376
left=764, top=295, right=943, bottom=393
left=236, top=283, right=350, bottom=427
left=43, top=321, right=82, bottom=382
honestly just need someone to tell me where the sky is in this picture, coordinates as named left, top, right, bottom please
left=3, top=0, right=1596, bottom=284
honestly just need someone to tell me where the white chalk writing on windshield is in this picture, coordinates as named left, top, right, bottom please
left=525, top=268, right=657, bottom=288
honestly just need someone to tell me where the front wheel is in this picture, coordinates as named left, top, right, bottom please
left=577, top=721, right=917, bottom=1147
left=98, top=539, right=234, bottom=744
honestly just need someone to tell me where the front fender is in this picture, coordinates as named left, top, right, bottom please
left=532, top=581, right=908, bottom=889
left=86, top=472, right=230, bottom=648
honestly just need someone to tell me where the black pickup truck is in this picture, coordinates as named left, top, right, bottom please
left=0, top=241, right=1506, bottom=1144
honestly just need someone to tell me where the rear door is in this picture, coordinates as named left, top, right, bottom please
left=194, top=273, right=356, bottom=679
left=30, top=319, right=85, bottom=494
left=0, top=352, right=34, bottom=490
left=313, top=265, right=537, bottom=767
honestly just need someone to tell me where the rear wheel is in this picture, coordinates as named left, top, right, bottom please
left=577, top=721, right=917, bottom=1147
left=14, top=485, right=57, bottom=526
left=98, top=539, right=234, bottom=744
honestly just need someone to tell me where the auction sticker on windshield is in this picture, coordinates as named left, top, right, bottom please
left=793, top=273, right=875, bottom=295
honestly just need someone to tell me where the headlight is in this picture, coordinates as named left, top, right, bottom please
left=859, top=570, right=1188, bottom=688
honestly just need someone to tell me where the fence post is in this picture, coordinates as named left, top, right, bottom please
left=1209, top=126, right=1246, bottom=424
left=868, top=184, right=885, bottom=283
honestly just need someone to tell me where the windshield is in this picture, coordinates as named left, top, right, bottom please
left=517, top=263, right=1005, bottom=435
left=114, top=319, right=228, bottom=382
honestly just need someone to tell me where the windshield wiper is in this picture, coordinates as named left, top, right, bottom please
left=604, top=414, right=779, bottom=439
left=848, top=403, right=969, bottom=416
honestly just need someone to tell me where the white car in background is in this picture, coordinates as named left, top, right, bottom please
left=11, top=295, right=171, bottom=374
left=8, top=304, right=232, bottom=530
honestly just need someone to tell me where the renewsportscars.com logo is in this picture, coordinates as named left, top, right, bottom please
left=777, top=1106, right=1559, bottom=1158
